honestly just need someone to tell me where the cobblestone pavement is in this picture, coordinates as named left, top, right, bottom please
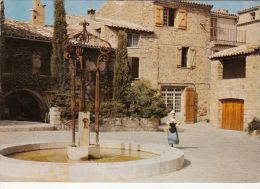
left=0, top=122, right=259, bottom=183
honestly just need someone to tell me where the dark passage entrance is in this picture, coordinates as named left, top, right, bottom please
left=4, top=90, right=46, bottom=122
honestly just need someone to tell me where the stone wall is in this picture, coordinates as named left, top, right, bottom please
left=99, top=117, right=160, bottom=132
left=209, top=54, right=260, bottom=129
left=58, top=117, right=160, bottom=132
left=97, top=1, right=212, bottom=122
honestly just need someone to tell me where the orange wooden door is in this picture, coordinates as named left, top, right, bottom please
left=221, top=99, right=244, bottom=131
left=185, top=88, right=196, bottom=123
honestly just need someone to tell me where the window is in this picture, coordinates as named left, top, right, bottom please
left=177, top=46, right=196, bottom=69
left=250, top=12, right=256, bottom=20
left=34, top=16, right=37, bottom=19
left=161, top=87, right=183, bottom=113
left=127, top=33, right=139, bottom=47
left=181, top=47, right=189, bottom=68
left=163, top=8, right=175, bottom=26
left=222, top=57, right=246, bottom=79
left=32, top=54, right=41, bottom=74
left=128, top=57, right=139, bottom=79
left=155, top=6, right=187, bottom=29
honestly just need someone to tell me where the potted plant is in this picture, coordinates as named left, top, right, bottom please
left=247, top=117, right=260, bottom=136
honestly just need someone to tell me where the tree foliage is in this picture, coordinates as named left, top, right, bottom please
left=124, top=80, right=168, bottom=118
left=0, top=0, right=5, bottom=72
left=51, top=0, right=68, bottom=90
left=113, top=30, right=130, bottom=101
left=0, top=0, right=5, bottom=118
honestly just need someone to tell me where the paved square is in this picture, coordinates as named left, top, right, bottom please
left=0, top=122, right=259, bottom=182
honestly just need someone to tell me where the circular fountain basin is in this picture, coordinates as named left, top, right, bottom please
left=0, top=141, right=184, bottom=182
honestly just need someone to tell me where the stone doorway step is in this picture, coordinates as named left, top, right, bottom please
left=0, top=120, right=55, bottom=132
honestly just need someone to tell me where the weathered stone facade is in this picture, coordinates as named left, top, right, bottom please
left=209, top=44, right=260, bottom=130
left=97, top=0, right=212, bottom=122
left=237, top=6, right=260, bottom=43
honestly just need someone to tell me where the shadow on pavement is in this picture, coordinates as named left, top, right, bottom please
left=182, top=159, right=191, bottom=169
left=176, top=147, right=198, bottom=149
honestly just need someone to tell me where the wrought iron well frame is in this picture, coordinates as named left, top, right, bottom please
left=63, top=21, right=112, bottom=145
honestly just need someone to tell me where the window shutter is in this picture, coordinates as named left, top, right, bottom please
left=175, top=9, right=187, bottom=29
left=187, top=48, right=196, bottom=68
left=185, top=88, right=196, bottom=123
left=155, top=5, right=163, bottom=27
left=176, top=46, right=182, bottom=68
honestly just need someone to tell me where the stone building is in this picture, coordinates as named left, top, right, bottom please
left=237, top=5, right=260, bottom=43
left=209, top=8, right=246, bottom=54
left=93, top=0, right=214, bottom=123
left=209, top=43, right=260, bottom=130
left=0, top=0, right=112, bottom=121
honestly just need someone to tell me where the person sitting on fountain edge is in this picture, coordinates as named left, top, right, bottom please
left=167, top=110, right=181, bottom=147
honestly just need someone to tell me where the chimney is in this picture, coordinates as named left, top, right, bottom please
left=31, top=0, right=45, bottom=27
left=87, top=9, right=96, bottom=20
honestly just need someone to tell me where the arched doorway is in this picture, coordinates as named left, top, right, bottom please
left=4, top=89, right=47, bottom=122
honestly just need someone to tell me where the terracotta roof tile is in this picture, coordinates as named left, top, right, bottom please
left=154, top=0, right=213, bottom=9
left=3, top=18, right=110, bottom=49
left=99, top=17, right=154, bottom=33
left=209, top=42, right=260, bottom=59
left=238, top=5, right=260, bottom=14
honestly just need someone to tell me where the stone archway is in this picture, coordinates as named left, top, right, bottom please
left=4, top=89, right=47, bottom=122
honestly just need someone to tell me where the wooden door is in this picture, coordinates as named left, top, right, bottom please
left=185, top=88, right=196, bottom=123
left=221, top=99, right=244, bottom=131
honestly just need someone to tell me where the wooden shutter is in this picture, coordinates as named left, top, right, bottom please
left=175, top=9, right=187, bottom=29
left=176, top=46, right=182, bottom=68
left=188, top=48, right=196, bottom=68
left=185, top=88, right=196, bottom=123
left=210, top=17, right=217, bottom=41
left=155, top=5, right=163, bottom=27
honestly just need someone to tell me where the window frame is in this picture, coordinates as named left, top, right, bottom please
left=128, top=57, right=140, bottom=80
left=127, top=33, right=140, bottom=48
left=163, top=7, right=175, bottom=27
left=181, top=47, right=189, bottom=68
left=161, top=86, right=183, bottom=113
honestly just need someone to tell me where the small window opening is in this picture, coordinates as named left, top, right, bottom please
left=131, top=57, right=139, bottom=79
left=34, top=16, right=37, bottom=19
left=250, top=12, right=256, bottom=20
left=169, top=9, right=175, bottom=26
left=181, top=47, right=189, bottom=67
left=222, top=57, right=246, bottom=79
left=163, top=8, right=175, bottom=27
left=127, top=33, right=139, bottom=47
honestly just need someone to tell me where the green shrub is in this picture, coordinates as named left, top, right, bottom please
left=100, top=101, right=127, bottom=118
left=124, top=80, right=168, bottom=118
left=248, top=117, right=260, bottom=133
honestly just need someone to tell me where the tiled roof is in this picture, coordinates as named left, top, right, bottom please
left=4, top=19, right=52, bottom=42
left=209, top=42, right=260, bottom=59
left=67, top=14, right=154, bottom=33
left=3, top=18, right=110, bottom=49
left=99, top=17, right=154, bottom=33
left=210, top=11, right=237, bottom=19
left=154, top=0, right=213, bottom=9
left=237, top=5, right=260, bottom=14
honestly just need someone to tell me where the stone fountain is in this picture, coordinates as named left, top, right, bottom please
left=67, top=112, right=100, bottom=160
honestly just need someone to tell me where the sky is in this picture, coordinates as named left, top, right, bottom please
left=4, top=0, right=260, bottom=25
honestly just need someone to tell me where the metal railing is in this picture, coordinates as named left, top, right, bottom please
left=210, top=27, right=246, bottom=43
